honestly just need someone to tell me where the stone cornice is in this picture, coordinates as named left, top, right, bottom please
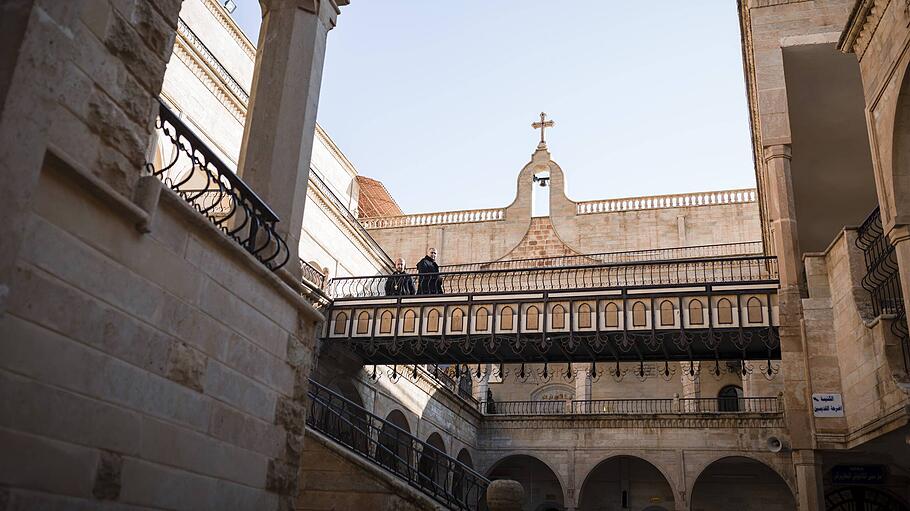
left=315, top=125, right=360, bottom=179
left=201, top=0, right=256, bottom=60
left=838, top=0, right=892, bottom=58
left=172, top=26, right=247, bottom=123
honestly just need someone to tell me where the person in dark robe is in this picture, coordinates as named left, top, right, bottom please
left=384, top=258, right=415, bottom=296
left=416, top=248, right=444, bottom=294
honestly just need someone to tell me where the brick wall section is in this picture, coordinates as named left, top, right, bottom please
left=296, top=429, right=442, bottom=511
left=499, top=217, right=580, bottom=261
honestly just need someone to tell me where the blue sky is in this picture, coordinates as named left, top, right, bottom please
left=232, top=2, right=754, bottom=215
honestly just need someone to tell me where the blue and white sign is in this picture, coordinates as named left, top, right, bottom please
left=812, top=393, right=845, bottom=417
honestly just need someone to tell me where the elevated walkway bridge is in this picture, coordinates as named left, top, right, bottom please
left=321, top=248, right=780, bottom=369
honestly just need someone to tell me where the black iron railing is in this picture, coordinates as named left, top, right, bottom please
left=149, top=100, right=289, bottom=270
left=329, top=255, right=778, bottom=299
left=856, top=207, right=909, bottom=370
left=300, top=259, right=327, bottom=289
left=477, top=396, right=781, bottom=415
left=434, top=241, right=764, bottom=272
left=306, top=380, right=488, bottom=510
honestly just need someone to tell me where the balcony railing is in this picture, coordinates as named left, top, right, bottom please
left=856, top=207, right=908, bottom=370
left=300, top=259, right=327, bottom=290
left=360, top=208, right=505, bottom=229
left=307, top=379, right=488, bottom=510
left=148, top=100, right=289, bottom=270
left=434, top=241, right=764, bottom=272
left=478, top=396, right=781, bottom=416
left=576, top=189, right=756, bottom=215
left=328, top=255, right=778, bottom=299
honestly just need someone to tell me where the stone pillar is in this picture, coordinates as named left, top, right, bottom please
left=237, top=0, right=341, bottom=276
left=793, top=450, right=825, bottom=511
left=473, top=364, right=491, bottom=404
left=574, top=363, right=591, bottom=402
left=486, top=480, right=525, bottom=511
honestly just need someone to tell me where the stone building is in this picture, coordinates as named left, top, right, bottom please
left=0, top=1, right=907, bottom=511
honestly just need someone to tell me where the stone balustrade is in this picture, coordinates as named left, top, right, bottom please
left=576, top=188, right=757, bottom=215
left=360, top=208, right=505, bottom=229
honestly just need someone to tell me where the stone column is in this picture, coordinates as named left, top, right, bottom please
left=486, top=480, right=525, bottom=511
left=237, top=0, right=342, bottom=276
left=793, top=450, right=825, bottom=511
left=574, top=363, right=591, bottom=402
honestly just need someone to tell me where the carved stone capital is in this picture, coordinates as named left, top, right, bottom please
left=763, top=144, right=792, bottom=162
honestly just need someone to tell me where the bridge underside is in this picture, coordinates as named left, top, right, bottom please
left=336, top=328, right=779, bottom=365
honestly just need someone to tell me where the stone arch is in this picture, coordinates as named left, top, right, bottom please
left=453, top=448, right=476, bottom=503
left=688, top=455, right=796, bottom=510
left=886, top=54, right=910, bottom=227
left=485, top=454, right=567, bottom=511
left=577, top=455, right=676, bottom=511
left=377, top=409, right=412, bottom=475
left=418, top=431, right=448, bottom=492
left=575, top=453, right=682, bottom=511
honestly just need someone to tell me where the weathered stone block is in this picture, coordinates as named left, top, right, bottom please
left=166, top=341, right=207, bottom=392
left=93, top=450, right=123, bottom=500
left=203, top=360, right=276, bottom=421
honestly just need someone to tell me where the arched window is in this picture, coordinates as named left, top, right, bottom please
left=475, top=307, right=489, bottom=331
left=578, top=303, right=592, bottom=329
left=427, top=309, right=441, bottom=332
left=688, top=299, right=705, bottom=326
left=718, top=385, right=743, bottom=412
left=451, top=308, right=465, bottom=332
left=632, top=301, right=647, bottom=327
left=500, top=306, right=514, bottom=331
left=525, top=306, right=540, bottom=330
left=379, top=311, right=393, bottom=334
left=716, top=298, right=734, bottom=325
left=356, top=311, right=370, bottom=334
left=659, top=300, right=675, bottom=326
left=402, top=309, right=417, bottom=333
left=746, top=297, right=763, bottom=324
left=604, top=302, right=620, bottom=328
left=551, top=305, right=566, bottom=329
left=333, top=312, right=348, bottom=335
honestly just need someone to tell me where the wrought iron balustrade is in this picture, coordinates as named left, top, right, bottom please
left=329, top=255, right=778, bottom=298
left=435, top=241, right=764, bottom=273
left=300, top=259, right=327, bottom=289
left=148, top=100, right=289, bottom=270
left=856, top=207, right=909, bottom=370
left=476, top=396, right=781, bottom=416
left=306, top=379, right=488, bottom=510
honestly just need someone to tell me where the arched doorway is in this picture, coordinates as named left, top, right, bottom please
left=377, top=410, right=411, bottom=477
left=453, top=448, right=474, bottom=501
left=418, top=432, right=447, bottom=494
left=691, top=457, right=794, bottom=511
left=484, top=455, right=564, bottom=511
left=825, top=487, right=909, bottom=511
left=717, top=384, right=744, bottom=412
left=577, top=456, right=675, bottom=511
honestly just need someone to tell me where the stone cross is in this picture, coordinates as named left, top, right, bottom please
left=531, top=112, right=555, bottom=147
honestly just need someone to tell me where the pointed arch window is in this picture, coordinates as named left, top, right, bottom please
left=427, top=309, right=441, bottom=332
left=333, top=312, right=348, bottom=335
left=716, top=298, right=734, bottom=325
left=551, top=305, right=566, bottom=329
left=379, top=311, right=393, bottom=334
left=746, top=297, right=763, bottom=324
left=451, top=308, right=465, bottom=332
left=632, top=301, right=647, bottom=327
left=659, top=300, right=675, bottom=326
left=688, top=299, right=705, bottom=325
left=500, top=306, right=514, bottom=331
left=525, top=306, right=540, bottom=330
left=604, top=302, right=620, bottom=328
left=402, top=309, right=417, bottom=333
left=475, top=307, right=489, bottom=331
left=356, top=311, right=371, bottom=334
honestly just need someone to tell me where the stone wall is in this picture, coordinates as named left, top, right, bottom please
left=296, top=429, right=442, bottom=511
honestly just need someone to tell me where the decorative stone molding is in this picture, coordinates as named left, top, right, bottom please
left=172, top=27, right=247, bottom=123
left=576, top=189, right=757, bottom=215
left=201, top=0, right=256, bottom=60
left=839, top=0, right=891, bottom=58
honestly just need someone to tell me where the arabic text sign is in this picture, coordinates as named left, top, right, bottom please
left=812, top=393, right=844, bottom=417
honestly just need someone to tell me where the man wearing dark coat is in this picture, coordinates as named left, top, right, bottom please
left=384, top=258, right=415, bottom=296
left=416, top=248, right=444, bottom=294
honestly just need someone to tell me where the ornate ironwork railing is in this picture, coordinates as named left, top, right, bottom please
left=434, top=241, right=764, bottom=272
left=328, top=255, right=778, bottom=298
left=149, top=100, right=289, bottom=270
left=856, top=207, right=909, bottom=369
left=300, top=259, right=327, bottom=289
left=306, top=379, right=488, bottom=510
left=477, top=396, right=781, bottom=415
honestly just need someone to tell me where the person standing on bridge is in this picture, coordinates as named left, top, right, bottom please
left=417, top=248, right=444, bottom=294
left=384, top=258, right=415, bottom=296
